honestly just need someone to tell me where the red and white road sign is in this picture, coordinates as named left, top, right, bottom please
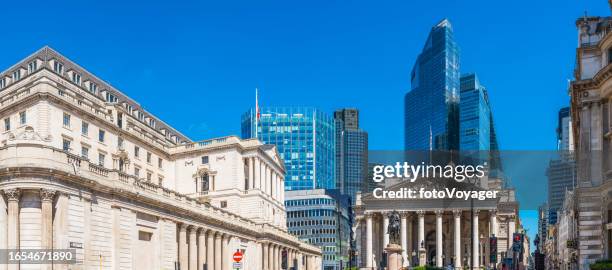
left=233, top=250, right=243, bottom=262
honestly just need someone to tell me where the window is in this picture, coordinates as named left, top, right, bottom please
left=81, top=146, right=89, bottom=159
left=200, top=173, right=210, bottom=192
left=158, top=158, right=163, bottom=169
left=134, top=167, right=140, bottom=177
left=98, top=130, right=105, bottom=143
left=53, top=61, right=63, bottom=74
left=220, top=201, right=227, bottom=208
left=89, top=82, right=97, bottom=94
left=146, top=152, right=152, bottom=163
left=98, top=153, right=105, bottom=166
left=134, top=146, right=140, bottom=158
left=62, top=139, right=71, bottom=151
left=81, top=122, right=89, bottom=136
left=118, top=137, right=123, bottom=148
left=72, top=73, right=81, bottom=85
left=63, top=113, right=71, bottom=127
left=146, top=172, right=152, bottom=182
left=105, top=92, right=118, bottom=103
left=0, top=78, right=5, bottom=89
left=138, top=231, right=152, bottom=241
left=28, top=61, right=37, bottom=74
left=12, top=70, right=21, bottom=81
left=19, top=111, right=26, bottom=125
left=201, top=156, right=209, bottom=164
left=158, top=176, right=163, bottom=186
left=3, top=118, right=10, bottom=131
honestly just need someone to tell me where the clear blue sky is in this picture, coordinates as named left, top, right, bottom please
left=1, top=0, right=608, bottom=249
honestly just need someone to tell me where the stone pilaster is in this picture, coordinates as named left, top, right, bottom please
left=6, top=189, right=20, bottom=270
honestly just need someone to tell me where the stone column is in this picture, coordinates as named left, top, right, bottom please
left=417, top=211, right=425, bottom=266
left=198, top=229, right=207, bottom=270
left=383, top=212, right=390, bottom=248
left=263, top=243, right=269, bottom=270
left=0, top=190, right=7, bottom=270
left=490, top=210, right=497, bottom=237
left=40, top=189, right=55, bottom=270
left=206, top=230, right=214, bottom=270
left=366, top=214, right=373, bottom=268
left=255, top=158, right=261, bottom=190
left=472, top=210, right=480, bottom=269
left=6, top=189, right=19, bottom=270
left=179, top=224, right=189, bottom=270
left=223, top=236, right=231, bottom=270
left=214, top=233, right=222, bottom=270
left=453, top=210, right=462, bottom=268
left=189, top=227, right=197, bottom=270
left=273, top=245, right=279, bottom=270
left=400, top=212, right=408, bottom=266
left=407, top=213, right=413, bottom=260
left=248, top=157, right=254, bottom=189
left=268, top=244, right=274, bottom=270
left=435, top=210, right=443, bottom=268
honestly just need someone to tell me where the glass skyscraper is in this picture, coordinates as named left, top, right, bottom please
left=459, top=73, right=491, bottom=150
left=334, top=108, right=368, bottom=204
left=405, top=19, right=460, bottom=151
left=241, top=107, right=336, bottom=191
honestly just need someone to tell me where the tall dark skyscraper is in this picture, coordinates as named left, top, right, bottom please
left=405, top=19, right=460, bottom=151
left=334, top=108, right=368, bottom=203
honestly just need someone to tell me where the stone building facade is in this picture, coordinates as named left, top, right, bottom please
left=0, top=47, right=321, bottom=270
left=570, top=13, right=612, bottom=268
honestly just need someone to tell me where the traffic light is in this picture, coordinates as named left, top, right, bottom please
left=489, top=236, right=498, bottom=263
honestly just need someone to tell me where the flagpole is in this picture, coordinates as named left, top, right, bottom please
left=255, top=88, right=259, bottom=139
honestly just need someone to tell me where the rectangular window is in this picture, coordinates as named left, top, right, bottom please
left=158, top=176, right=163, bottom=186
left=146, top=172, right=152, bottom=182
left=98, top=130, right=105, bottom=143
left=81, top=122, right=89, bottom=136
left=4, top=118, right=10, bottom=131
left=98, top=153, right=105, bottom=166
left=19, top=111, right=26, bottom=125
left=146, top=152, right=151, bottom=163
left=134, top=146, right=140, bottom=158
left=12, top=70, right=21, bottom=81
left=28, top=61, right=37, bottom=74
left=134, top=167, right=140, bottom=177
left=53, top=62, right=63, bottom=74
left=89, top=82, right=97, bottom=94
left=81, top=146, right=89, bottom=159
left=63, top=113, right=71, bottom=127
left=72, top=73, right=81, bottom=85
left=118, top=137, right=123, bottom=148
left=0, top=78, right=5, bottom=89
left=201, top=156, right=209, bottom=164
left=158, top=158, right=163, bottom=169
left=62, top=139, right=71, bottom=151
left=105, top=92, right=118, bottom=103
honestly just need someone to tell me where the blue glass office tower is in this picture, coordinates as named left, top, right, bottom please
left=241, top=107, right=335, bottom=191
left=405, top=19, right=460, bottom=151
left=459, top=73, right=491, bottom=150
left=334, top=108, right=368, bottom=204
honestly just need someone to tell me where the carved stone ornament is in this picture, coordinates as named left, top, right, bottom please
left=40, top=189, right=56, bottom=202
left=4, top=189, right=21, bottom=201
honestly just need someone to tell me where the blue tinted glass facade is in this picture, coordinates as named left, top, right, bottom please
left=459, top=73, right=491, bottom=150
left=405, top=19, right=460, bottom=151
left=285, top=189, right=351, bottom=270
left=241, top=107, right=335, bottom=191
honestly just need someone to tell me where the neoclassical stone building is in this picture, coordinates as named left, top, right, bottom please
left=0, top=47, right=321, bottom=270
left=353, top=175, right=520, bottom=269
left=570, top=11, right=612, bottom=268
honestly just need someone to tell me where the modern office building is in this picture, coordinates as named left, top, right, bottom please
left=333, top=108, right=368, bottom=204
left=570, top=13, right=612, bottom=266
left=285, top=189, right=351, bottom=270
left=405, top=18, right=460, bottom=151
left=459, top=73, right=491, bottom=151
left=537, top=203, right=549, bottom=252
left=0, top=46, right=322, bottom=270
left=546, top=107, right=576, bottom=225
left=241, top=107, right=336, bottom=191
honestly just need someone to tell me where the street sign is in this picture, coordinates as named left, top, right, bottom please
left=232, top=262, right=242, bottom=269
left=233, top=250, right=243, bottom=262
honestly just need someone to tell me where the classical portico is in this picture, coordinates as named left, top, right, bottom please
left=354, top=179, right=518, bottom=269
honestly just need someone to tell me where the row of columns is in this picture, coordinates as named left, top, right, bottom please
left=247, top=157, right=284, bottom=201
left=261, top=242, right=308, bottom=270
left=365, top=209, right=498, bottom=269
left=1, top=188, right=56, bottom=270
left=177, top=224, right=235, bottom=270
